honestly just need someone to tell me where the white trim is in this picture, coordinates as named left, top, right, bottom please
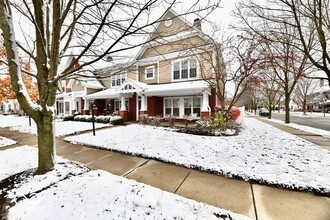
left=163, top=96, right=202, bottom=118
left=171, top=57, right=199, bottom=82
left=144, top=66, right=155, bottom=80
left=157, top=61, right=160, bottom=84
left=164, top=19, right=172, bottom=27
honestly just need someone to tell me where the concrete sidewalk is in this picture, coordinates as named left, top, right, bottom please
left=1, top=120, right=330, bottom=220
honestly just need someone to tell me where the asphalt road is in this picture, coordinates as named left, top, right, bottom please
left=269, top=112, right=330, bottom=131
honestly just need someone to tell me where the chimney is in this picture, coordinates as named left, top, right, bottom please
left=193, top=18, right=201, bottom=30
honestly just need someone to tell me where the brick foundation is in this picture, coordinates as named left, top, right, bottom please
left=82, top=109, right=89, bottom=115
left=139, top=110, right=148, bottom=115
left=200, top=111, right=209, bottom=120
left=119, top=110, right=128, bottom=122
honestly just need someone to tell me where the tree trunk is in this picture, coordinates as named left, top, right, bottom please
left=35, top=113, right=55, bottom=175
left=268, top=104, right=272, bottom=119
left=302, top=97, right=307, bottom=115
left=284, top=96, right=290, bottom=123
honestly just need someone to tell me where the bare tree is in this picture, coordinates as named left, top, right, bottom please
left=0, top=0, right=218, bottom=174
left=294, top=73, right=319, bottom=114
left=234, top=0, right=330, bottom=84
left=258, top=68, right=283, bottom=119
left=235, top=2, right=311, bottom=123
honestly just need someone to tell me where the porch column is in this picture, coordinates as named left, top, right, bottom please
left=119, top=95, right=128, bottom=121
left=71, top=93, right=76, bottom=114
left=120, top=96, right=126, bottom=111
left=83, top=97, right=90, bottom=115
left=201, top=90, right=209, bottom=119
left=139, top=95, right=148, bottom=115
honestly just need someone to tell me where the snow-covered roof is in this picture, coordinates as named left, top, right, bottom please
left=82, top=80, right=104, bottom=90
left=87, top=88, right=119, bottom=99
left=86, top=80, right=209, bottom=99
left=145, top=80, right=209, bottom=96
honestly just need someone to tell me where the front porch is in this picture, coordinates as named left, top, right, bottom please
left=84, top=79, right=216, bottom=122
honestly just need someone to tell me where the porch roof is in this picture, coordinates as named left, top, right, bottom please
left=145, top=80, right=209, bottom=96
left=85, top=80, right=209, bottom=99
left=86, top=88, right=119, bottom=99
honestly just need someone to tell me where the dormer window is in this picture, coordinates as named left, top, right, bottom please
left=145, top=66, right=155, bottom=80
left=111, top=72, right=127, bottom=87
left=172, top=58, right=198, bottom=81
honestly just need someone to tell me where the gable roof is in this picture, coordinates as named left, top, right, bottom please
left=135, top=9, right=212, bottom=61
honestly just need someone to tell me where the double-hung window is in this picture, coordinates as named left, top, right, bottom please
left=145, top=66, right=155, bottom=79
left=111, top=72, right=127, bottom=87
left=172, top=58, right=198, bottom=80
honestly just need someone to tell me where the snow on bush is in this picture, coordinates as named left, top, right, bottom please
left=110, top=116, right=123, bottom=125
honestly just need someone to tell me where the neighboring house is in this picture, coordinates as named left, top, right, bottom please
left=307, top=79, right=330, bottom=112
left=56, top=9, right=220, bottom=121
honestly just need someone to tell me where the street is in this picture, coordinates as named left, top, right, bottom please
left=270, top=112, right=330, bottom=131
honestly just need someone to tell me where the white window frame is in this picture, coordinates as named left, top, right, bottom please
left=64, top=101, right=70, bottom=115
left=111, top=72, right=127, bottom=88
left=144, top=66, right=155, bottom=80
left=114, top=99, right=129, bottom=111
left=171, top=57, right=199, bottom=82
left=163, top=96, right=202, bottom=118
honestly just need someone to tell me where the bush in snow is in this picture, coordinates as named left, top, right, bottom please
left=63, top=114, right=74, bottom=121
left=74, top=115, right=93, bottom=122
left=95, top=116, right=111, bottom=124
left=148, top=115, right=163, bottom=127
left=110, top=116, right=123, bottom=125
left=164, top=115, right=175, bottom=127
left=139, top=114, right=149, bottom=125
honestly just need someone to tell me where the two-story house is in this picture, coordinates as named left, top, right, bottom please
left=56, top=9, right=220, bottom=121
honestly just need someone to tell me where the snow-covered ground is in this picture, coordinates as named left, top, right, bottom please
left=65, top=117, right=330, bottom=195
left=269, top=118, right=330, bottom=138
left=0, top=115, right=110, bottom=137
left=0, top=147, right=248, bottom=220
left=0, top=136, right=16, bottom=147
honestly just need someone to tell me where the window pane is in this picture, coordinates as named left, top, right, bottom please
left=193, top=97, right=201, bottom=107
left=184, top=108, right=191, bottom=116
left=165, top=108, right=171, bottom=115
left=165, top=99, right=171, bottom=108
left=193, top=108, right=200, bottom=116
left=184, top=98, right=191, bottom=107
left=190, top=59, right=197, bottom=78
left=146, top=67, right=153, bottom=78
left=182, top=60, right=188, bottom=79
left=173, top=108, right=179, bottom=116
left=173, top=98, right=179, bottom=108
left=173, top=62, right=180, bottom=80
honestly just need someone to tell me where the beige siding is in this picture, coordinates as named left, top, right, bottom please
left=199, top=52, right=214, bottom=79
left=159, top=59, right=172, bottom=83
left=86, top=88, right=101, bottom=95
left=151, top=11, right=193, bottom=40
left=101, top=78, right=112, bottom=88
left=141, top=36, right=208, bottom=59
left=139, top=64, right=158, bottom=84
left=127, top=67, right=137, bottom=81
left=71, top=80, right=84, bottom=92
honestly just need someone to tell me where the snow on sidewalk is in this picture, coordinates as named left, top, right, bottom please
left=65, top=117, right=330, bottom=195
left=269, top=118, right=330, bottom=138
left=0, top=115, right=110, bottom=137
left=0, top=136, right=16, bottom=147
left=0, top=147, right=249, bottom=220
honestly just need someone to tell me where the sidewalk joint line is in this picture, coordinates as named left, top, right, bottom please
left=250, top=184, right=259, bottom=220
left=174, top=171, right=191, bottom=194
left=122, top=159, right=151, bottom=177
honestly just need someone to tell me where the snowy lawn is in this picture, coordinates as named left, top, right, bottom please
left=0, top=147, right=248, bottom=220
left=269, top=118, right=330, bottom=138
left=0, top=136, right=16, bottom=147
left=65, top=117, right=330, bottom=195
left=0, top=115, right=110, bottom=137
